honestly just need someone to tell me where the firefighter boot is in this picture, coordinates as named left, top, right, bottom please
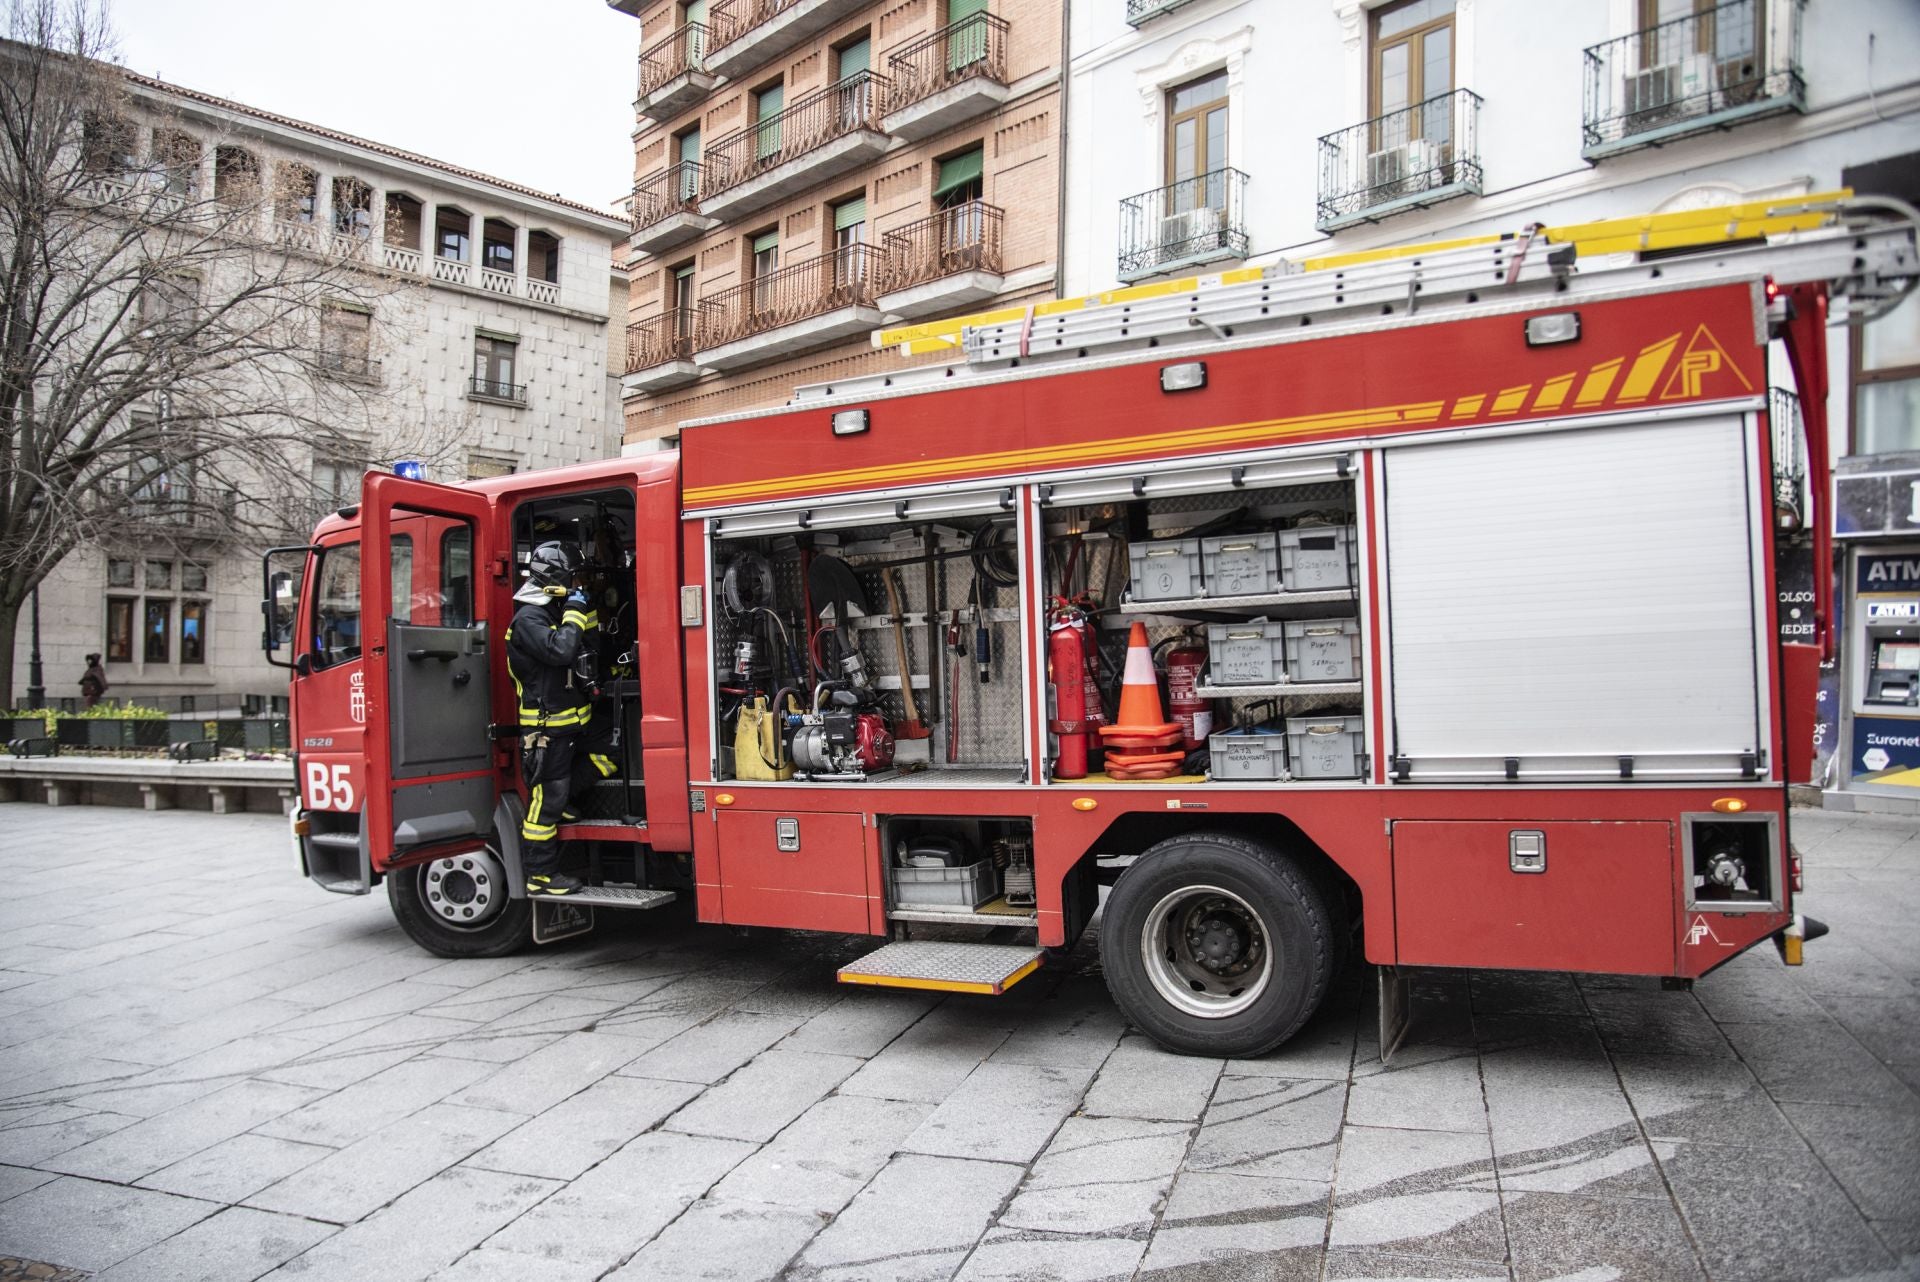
left=526, top=870, right=583, bottom=896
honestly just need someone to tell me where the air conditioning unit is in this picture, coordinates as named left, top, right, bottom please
left=1621, top=52, right=1712, bottom=125
left=1158, top=205, right=1225, bottom=258
left=1366, top=139, right=1441, bottom=199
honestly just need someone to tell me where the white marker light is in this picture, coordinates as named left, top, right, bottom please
left=1159, top=362, right=1207, bottom=393
left=831, top=409, right=870, bottom=436
left=1524, top=312, right=1581, bottom=346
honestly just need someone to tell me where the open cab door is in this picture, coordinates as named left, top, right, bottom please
left=361, top=472, right=498, bottom=872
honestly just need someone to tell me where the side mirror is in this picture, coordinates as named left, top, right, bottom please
left=261, top=547, right=313, bottom=670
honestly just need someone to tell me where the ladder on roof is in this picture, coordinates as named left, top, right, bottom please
left=795, top=192, right=1918, bottom=406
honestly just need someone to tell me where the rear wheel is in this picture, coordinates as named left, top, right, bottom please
left=386, top=844, right=530, bottom=959
left=1100, top=831, right=1335, bottom=1057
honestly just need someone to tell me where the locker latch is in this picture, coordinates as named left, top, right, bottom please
left=776, top=818, right=800, bottom=852
left=1509, top=830, right=1546, bottom=874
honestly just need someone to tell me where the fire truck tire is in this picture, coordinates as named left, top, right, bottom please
left=386, top=846, right=531, bottom=959
left=1100, top=831, right=1335, bottom=1058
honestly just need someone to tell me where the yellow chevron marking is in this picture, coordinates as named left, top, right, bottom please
left=1488, top=385, right=1533, bottom=416
left=1575, top=358, right=1625, bottom=407
left=1618, top=335, right=1681, bottom=403
left=1533, top=374, right=1578, bottom=412
left=1450, top=394, right=1487, bottom=420
left=685, top=401, right=1448, bottom=505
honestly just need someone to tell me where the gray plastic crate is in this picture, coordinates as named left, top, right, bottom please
left=1286, top=714, right=1366, bottom=778
left=892, top=859, right=997, bottom=908
left=1283, top=618, right=1362, bottom=683
left=1200, top=533, right=1280, bottom=598
left=1208, top=729, right=1287, bottom=780
left=1279, top=525, right=1355, bottom=591
left=1206, top=621, right=1286, bottom=685
left=1128, top=538, right=1202, bottom=601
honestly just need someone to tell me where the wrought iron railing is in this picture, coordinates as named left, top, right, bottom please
left=102, top=482, right=239, bottom=536
left=631, top=162, right=705, bottom=233
left=878, top=201, right=1003, bottom=295
left=638, top=22, right=711, bottom=99
left=1771, top=386, right=1806, bottom=516
left=1582, top=0, right=1803, bottom=153
left=1316, top=89, right=1482, bottom=228
left=886, top=12, right=1008, bottom=113
left=626, top=311, right=697, bottom=373
left=468, top=376, right=528, bottom=404
left=1126, top=0, right=1199, bottom=26
left=1118, top=167, right=1248, bottom=280
left=319, top=351, right=382, bottom=380
left=702, top=71, right=889, bottom=199
left=696, top=243, right=884, bottom=350
left=708, top=0, right=803, bottom=51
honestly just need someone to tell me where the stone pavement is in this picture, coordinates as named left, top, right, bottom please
left=0, top=803, right=1915, bottom=1282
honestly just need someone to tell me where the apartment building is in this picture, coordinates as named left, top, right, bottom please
left=611, top=0, right=1066, bottom=445
left=14, top=69, right=629, bottom=703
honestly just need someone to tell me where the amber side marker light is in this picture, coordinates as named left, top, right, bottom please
left=1710, top=798, right=1748, bottom=813
left=715, top=793, right=736, bottom=806
left=1071, top=797, right=1098, bottom=812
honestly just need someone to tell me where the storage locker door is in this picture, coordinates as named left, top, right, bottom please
left=1383, top=416, right=1761, bottom=780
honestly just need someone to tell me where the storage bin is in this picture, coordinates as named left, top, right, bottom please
left=1206, top=621, right=1286, bottom=686
left=1283, top=619, right=1362, bottom=683
left=1208, top=728, right=1287, bottom=780
left=1200, top=533, right=1280, bottom=598
left=1128, top=538, right=1202, bottom=602
left=892, top=858, right=997, bottom=908
left=1286, top=714, right=1366, bottom=779
left=1279, top=526, right=1355, bottom=591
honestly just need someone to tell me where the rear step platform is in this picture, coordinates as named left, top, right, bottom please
left=553, top=885, right=677, bottom=909
left=838, top=941, right=1043, bottom=995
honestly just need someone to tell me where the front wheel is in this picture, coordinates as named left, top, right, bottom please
left=386, top=844, right=531, bottom=959
left=1100, top=831, right=1335, bottom=1058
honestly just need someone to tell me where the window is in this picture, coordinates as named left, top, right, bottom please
left=947, top=0, right=989, bottom=69
left=436, top=206, right=471, bottom=261
left=310, top=542, right=361, bottom=669
left=144, top=599, right=172, bottom=663
left=1165, top=73, right=1227, bottom=212
left=312, top=456, right=364, bottom=516
left=441, top=526, right=474, bottom=629
left=528, top=230, right=561, bottom=284
left=145, top=559, right=172, bottom=590
left=386, top=192, right=424, bottom=249
left=276, top=163, right=319, bottom=223
left=81, top=114, right=137, bottom=175
left=1372, top=0, right=1454, bottom=146
left=754, top=83, right=784, bottom=161
left=933, top=145, right=984, bottom=210
left=671, top=262, right=696, bottom=335
left=466, top=453, right=518, bottom=480
left=483, top=219, right=516, bottom=274
left=474, top=334, right=519, bottom=397
left=180, top=601, right=206, bottom=664
left=332, top=177, right=374, bottom=238
left=213, top=146, right=259, bottom=205
left=107, top=558, right=135, bottom=589
left=106, top=598, right=135, bottom=662
left=1637, top=0, right=1757, bottom=70
left=182, top=563, right=209, bottom=592
left=139, top=274, right=200, bottom=331
left=832, top=195, right=866, bottom=250
left=675, top=128, right=701, bottom=201
left=835, top=34, right=870, bottom=81
left=750, top=229, right=778, bottom=313
left=1857, top=291, right=1920, bottom=455
left=322, top=306, right=373, bottom=375
left=153, top=129, right=199, bottom=198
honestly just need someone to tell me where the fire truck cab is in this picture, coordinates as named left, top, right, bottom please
left=269, top=194, right=1917, bottom=1058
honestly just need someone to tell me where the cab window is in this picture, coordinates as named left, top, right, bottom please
left=309, top=536, right=412, bottom=669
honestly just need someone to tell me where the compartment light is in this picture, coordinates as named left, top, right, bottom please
left=1523, top=312, right=1581, bottom=346
left=715, top=793, right=736, bottom=806
left=1072, top=797, right=1098, bottom=811
left=831, top=409, right=871, bottom=436
left=1159, top=362, right=1208, bottom=393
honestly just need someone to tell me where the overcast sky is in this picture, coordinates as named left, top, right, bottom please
left=107, top=0, right=640, bottom=209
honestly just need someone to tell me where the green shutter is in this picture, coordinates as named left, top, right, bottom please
left=754, top=85, right=783, bottom=160
left=678, top=130, right=700, bottom=164
left=946, top=0, right=988, bottom=68
left=685, top=0, right=707, bottom=23
left=932, top=148, right=984, bottom=199
left=752, top=230, right=778, bottom=255
left=836, top=37, right=870, bottom=79
left=833, top=197, right=866, bottom=232
left=946, top=0, right=987, bottom=19
left=756, top=85, right=782, bottom=120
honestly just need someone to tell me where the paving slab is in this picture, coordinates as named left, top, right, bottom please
left=36, top=1077, right=322, bottom=1183
left=1081, top=1035, right=1224, bottom=1123
left=1502, top=1190, right=1703, bottom=1282
left=1328, top=1125, right=1505, bottom=1264
left=609, top=1196, right=824, bottom=1280
left=0, top=1175, right=217, bottom=1273
left=955, top=1228, right=1149, bottom=1282
left=448, top=1028, right=648, bottom=1115
left=1185, top=1074, right=1346, bottom=1183
left=135, top=1132, right=335, bottom=1204
left=615, top=1010, right=804, bottom=1084
left=90, top=1205, right=337, bottom=1282
left=465, top=1073, right=702, bottom=1181
left=664, top=1047, right=863, bottom=1142
left=709, top=1093, right=935, bottom=1215
left=1660, top=1139, right=1894, bottom=1282
left=1137, top=1169, right=1329, bottom=1281
left=792, top=1152, right=1024, bottom=1282
left=837, top=1015, right=1014, bottom=1104
left=253, top=1052, right=497, bottom=1147
left=999, top=1114, right=1192, bottom=1235
left=902, top=1060, right=1097, bottom=1164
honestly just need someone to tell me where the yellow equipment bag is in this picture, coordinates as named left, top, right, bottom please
left=734, top=696, right=793, bottom=781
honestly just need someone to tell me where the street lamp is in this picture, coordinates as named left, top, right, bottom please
left=25, top=585, right=44, bottom=707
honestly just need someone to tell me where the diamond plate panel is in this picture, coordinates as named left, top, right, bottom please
left=838, top=940, right=1043, bottom=987
left=563, top=886, right=678, bottom=909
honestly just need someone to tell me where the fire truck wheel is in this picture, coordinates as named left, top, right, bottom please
left=1101, top=831, right=1335, bottom=1058
left=386, top=845, right=531, bottom=958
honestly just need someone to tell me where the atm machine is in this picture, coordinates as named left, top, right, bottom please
left=1842, top=545, right=1920, bottom=792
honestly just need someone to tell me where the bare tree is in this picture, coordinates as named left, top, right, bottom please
left=0, top=0, right=440, bottom=698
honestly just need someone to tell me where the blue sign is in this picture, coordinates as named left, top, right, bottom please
left=1850, top=714, right=1920, bottom=783
left=394, top=460, right=426, bottom=481
left=1855, top=551, right=1920, bottom=593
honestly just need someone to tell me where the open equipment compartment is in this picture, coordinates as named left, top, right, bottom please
left=1037, top=451, right=1373, bottom=785
left=705, top=491, right=1033, bottom=787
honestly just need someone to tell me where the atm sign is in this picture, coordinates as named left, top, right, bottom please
left=1866, top=601, right=1920, bottom=621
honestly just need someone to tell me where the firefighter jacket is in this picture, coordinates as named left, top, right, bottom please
left=505, top=598, right=598, bottom=730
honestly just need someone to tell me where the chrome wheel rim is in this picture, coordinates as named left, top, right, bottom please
left=420, top=846, right=507, bottom=931
left=1140, top=883, right=1273, bottom=1019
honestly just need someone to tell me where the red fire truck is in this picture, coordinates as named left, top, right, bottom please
left=267, top=194, right=1916, bottom=1058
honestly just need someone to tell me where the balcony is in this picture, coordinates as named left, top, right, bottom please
left=876, top=201, right=1005, bottom=320
left=629, top=162, right=718, bottom=256
left=694, top=242, right=885, bottom=370
left=319, top=351, right=382, bottom=383
left=1582, top=0, right=1804, bottom=160
left=700, top=71, right=891, bottom=223
left=468, top=376, right=528, bottom=406
left=1126, top=0, right=1199, bottom=26
left=882, top=13, right=1010, bottom=142
left=624, top=311, right=704, bottom=395
left=1117, top=167, right=1249, bottom=283
left=704, top=0, right=871, bottom=80
left=102, top=482, right=239, bottom=540
left=637, top=22, right=719, bottom=122
left=1316, top=89, right=1483, bottom=231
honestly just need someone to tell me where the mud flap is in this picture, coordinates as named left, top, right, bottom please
left=1378, top=964, right=1412, bottom=1063
left=533, top=900, right=595, bottom=945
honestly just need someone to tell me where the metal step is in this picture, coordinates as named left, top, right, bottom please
left=838, top=941, right=1043, bottom=995
left=554, top=885, right=677, bottom=910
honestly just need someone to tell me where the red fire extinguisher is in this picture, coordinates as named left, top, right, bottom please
left=1161, top=630, right=1213, bottom=751
left=1048, top=607, right=1092, bottom=780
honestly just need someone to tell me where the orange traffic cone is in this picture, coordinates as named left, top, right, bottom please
left=1100, top=622, right=1183, bottom=778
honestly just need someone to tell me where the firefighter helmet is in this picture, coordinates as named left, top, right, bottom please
left=524, top=541, right=580, bottom=597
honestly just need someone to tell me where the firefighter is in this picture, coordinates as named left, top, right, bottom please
left=506, top=540, right=613, bottom=896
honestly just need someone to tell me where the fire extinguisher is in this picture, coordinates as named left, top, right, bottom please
left=1048, top=606, right=1092, bottom=780
left=1078, top=612, right=1107, bottom=771
left=1160, top=630, right=1213, bottom=751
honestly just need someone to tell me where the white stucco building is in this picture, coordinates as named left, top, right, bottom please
left=12, top=70, right=629, bottom=707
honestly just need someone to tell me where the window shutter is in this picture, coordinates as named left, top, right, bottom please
left=932, top=148, right=984, bottom=199
left=833, top=197, right=866, bottom=231
left=947, top=0, right=987, bottom=20
left=678, top=130, right=700, bottom=164
left=836, top=37, right=870, bottom=78
left=752, top=230, right=778, bottom=256
left=756, top=85, right=783, bottom=120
